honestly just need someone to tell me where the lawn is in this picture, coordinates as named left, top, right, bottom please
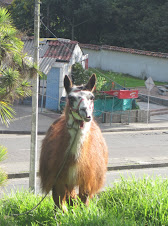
left=89, top=68, right=166, bottom=88
left=1, top=176, right=168, bottom=225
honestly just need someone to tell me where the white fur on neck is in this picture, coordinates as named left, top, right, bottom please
left=67, top=114, right=91, bottom=160
left=66, top=113, right=91, bottom=185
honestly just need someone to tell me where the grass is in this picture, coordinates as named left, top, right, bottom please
left=1, top=176, right=168, bottom=225
left=89, top=68, right=166, bottom=88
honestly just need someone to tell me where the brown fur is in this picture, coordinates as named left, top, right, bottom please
left=39, top=76, right=108, bottom=209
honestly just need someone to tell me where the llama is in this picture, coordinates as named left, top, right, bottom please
left=39, top=73, right=108, bottom=210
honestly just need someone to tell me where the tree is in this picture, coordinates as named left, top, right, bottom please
left=8, top=0, right=112, bottom=40
left=101, top=0, right=168, bottom=52
left=8, top=0, right=34, bottom=36
left=0, top=7, right=38, bottom=188
left=8, top=0, right=168, bottom=53
left=0, top=7, right=34, bottom=126
left=49, top=0, right=112, bottom=41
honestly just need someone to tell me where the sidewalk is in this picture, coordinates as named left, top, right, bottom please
left=0, top=103, right=168, bottom=179
left=0, top=103, right=168, bottom=134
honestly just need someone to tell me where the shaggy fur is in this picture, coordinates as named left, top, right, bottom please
left=39, top=74, right=108, bottom=209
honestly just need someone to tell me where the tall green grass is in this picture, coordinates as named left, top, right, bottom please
left=1, top=176, right=168, bottom=225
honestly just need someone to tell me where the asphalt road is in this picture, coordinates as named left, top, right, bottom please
left=1, top=130, right=168, bottom=197
left=1, top=130, right=168, bottom=170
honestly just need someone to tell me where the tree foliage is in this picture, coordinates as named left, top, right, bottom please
left=8, top=0, right=168, bottom=52
left=71, top=63, right=91, bottom=85
left=0, top=7, right=33, bottom=126
left=8, top=0, right=34, bottom=36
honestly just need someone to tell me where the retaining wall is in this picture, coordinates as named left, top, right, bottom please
left=97, top=109, right=149, bottom=123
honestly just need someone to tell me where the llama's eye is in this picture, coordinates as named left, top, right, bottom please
left=68, top=96, right=76, bottom=105
left=90, top=95, right=95, bottom=100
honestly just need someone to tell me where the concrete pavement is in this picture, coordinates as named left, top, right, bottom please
left=0, top=102, right=168, bottom=134
left=0, top=102, right=168, bottom=180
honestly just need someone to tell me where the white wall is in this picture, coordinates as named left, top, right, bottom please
left=52, top=45, right=88, bottom=109
left=81, top=48, right=168, bottom=82
left=52, top=62, right=69, bottom=108
left=70, top=44, right=88, bottom=68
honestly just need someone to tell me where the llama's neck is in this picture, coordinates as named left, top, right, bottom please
left=66, top=113, right=91, bottom=160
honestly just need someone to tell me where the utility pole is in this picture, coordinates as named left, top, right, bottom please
left=29, top=0, right=40, bottom=193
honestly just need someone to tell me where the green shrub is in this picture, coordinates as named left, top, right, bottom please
left=71, top=63, right=91, bottom=85
left=0, top=146, right=7, bottom=186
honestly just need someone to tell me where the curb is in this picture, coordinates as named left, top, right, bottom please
left=108, top=162, right=168, bottom=171
left=102, top=127, right=168, bottom=133
left=0, top=131, right=46, bottom=135
left=139, top=94, right=168, bottom=107
left=1, top=126, right=168, bottom=135
left=7, top=162, right=168, bottom=180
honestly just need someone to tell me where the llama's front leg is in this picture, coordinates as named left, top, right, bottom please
left=52, top=185, right=77, bottom=211
left=52, top=185, right=67, bottom=212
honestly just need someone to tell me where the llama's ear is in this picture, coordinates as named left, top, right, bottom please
left=64, top=75, right=72, bottom=93
left=85, top=73, right=96, bottom=92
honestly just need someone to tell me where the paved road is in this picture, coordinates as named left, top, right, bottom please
left=1, top=129, right=168, bottom=197
left=1, top=130, right=168, bottom=174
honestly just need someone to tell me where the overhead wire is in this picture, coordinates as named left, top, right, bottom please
left=40, top=19, right=127, bottom=90
left=39, top=15, right=168, bottom=117
left=40, top=19, right=85, bottom=65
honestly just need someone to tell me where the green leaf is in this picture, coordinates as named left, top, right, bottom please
left=0, top=101, right=16, bottom=127
left=0, top=145, right=7, bottom=186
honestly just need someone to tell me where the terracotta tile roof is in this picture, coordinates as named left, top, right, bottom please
left=23, top=38, right=80, bottom=74
left=44, top=40, right=78, bottom=62
left=23, top=37, right=79, bottom=62
left=80, top=43, right=168, bottom=59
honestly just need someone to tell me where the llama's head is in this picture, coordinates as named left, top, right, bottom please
left=64, top=74, right=96, bottom=124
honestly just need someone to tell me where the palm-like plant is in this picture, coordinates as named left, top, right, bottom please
left=0, top=7, right=35, bottom=186
left=0, top=7, right=33, bottom=126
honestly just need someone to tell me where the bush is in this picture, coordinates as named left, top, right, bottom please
left=0, top=146, right=7, bottom=186
left=71, top=63, right=91, bottom=85
left=71, top=64, right=109, bottom=92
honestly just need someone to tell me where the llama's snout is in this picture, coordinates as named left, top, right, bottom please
left=80, top=107, right=92, bottom=122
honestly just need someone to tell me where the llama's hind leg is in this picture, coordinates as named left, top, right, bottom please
left=65, top=187, right=77, bottom=206
left=79, top=187, right=93, bottom=206
left=79, top=193, right=89, bottom=206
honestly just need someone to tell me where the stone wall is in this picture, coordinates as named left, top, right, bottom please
left=98, top=109, right=149, bottom=123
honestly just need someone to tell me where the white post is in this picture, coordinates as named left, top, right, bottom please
left=145, top=77, right=155, bottom=125
left=147, top=90, right=150, bottom=124
left=29, top=0, right=40, bottom=193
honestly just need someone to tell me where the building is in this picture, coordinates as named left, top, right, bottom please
left=23, top=37, right=88, bottom=110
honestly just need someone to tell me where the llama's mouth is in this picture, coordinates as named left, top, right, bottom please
left=72, top=111, right=91, bottom=122
left=84, top=116, right=91, bottom=122
left=79, top=109, right=92, bottom=122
